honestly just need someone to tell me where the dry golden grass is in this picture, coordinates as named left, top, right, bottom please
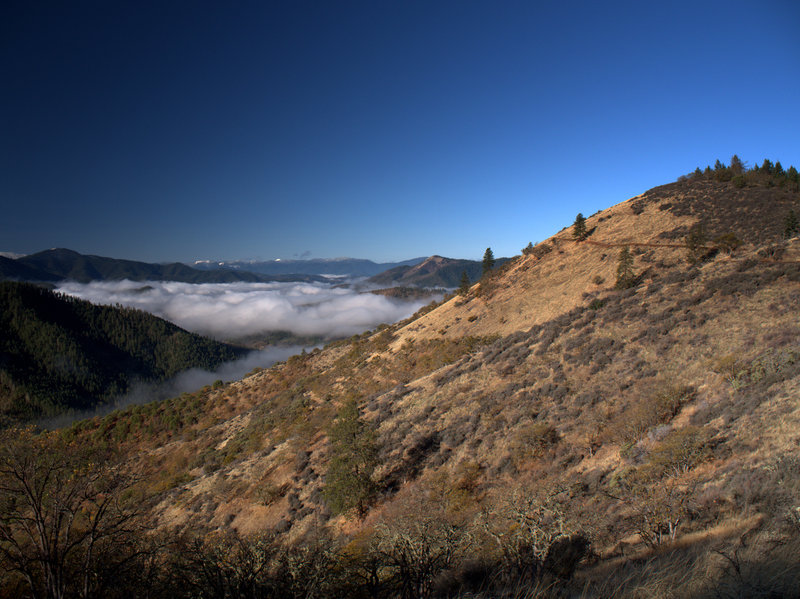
left=52, top=176, right=800, bottom=596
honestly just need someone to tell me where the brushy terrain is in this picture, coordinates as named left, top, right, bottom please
left=1, top=159, right=800, bottom=598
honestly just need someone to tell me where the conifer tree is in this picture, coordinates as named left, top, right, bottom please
left=573, top=213, right=587, bottom=241
left=323, top=399, right=379, bottom=517
left=714, top=159, right=731, bottom=181
left=459, top=270, right=471, bottom=295
left=615, top=246, right=635, bottom=289
left=482, top=248, right=495, bottom=276
left=730, top=154, right=745, bottom=175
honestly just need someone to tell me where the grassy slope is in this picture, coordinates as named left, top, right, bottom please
left=58, top=172, right=800, bottom=595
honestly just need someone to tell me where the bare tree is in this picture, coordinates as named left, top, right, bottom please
left=615, top=477, right=695, bottom=549
left=481, top=486, right=587, bottom=583
left=377, top=515, right=472, bottom=599
left=0, top=428, right=144, bottom=599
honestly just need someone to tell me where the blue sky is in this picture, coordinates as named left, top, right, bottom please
left=2, top=0, right=799, bottom=263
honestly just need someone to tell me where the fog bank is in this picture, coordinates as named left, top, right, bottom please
left=56, top=280, right=431, bottom=340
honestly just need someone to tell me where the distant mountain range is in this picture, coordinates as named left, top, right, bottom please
left=193, top=256, right=427, bottom=277
left=0, top=248, right=328, bottom=284
left=0, top=248, right=493, bottom=288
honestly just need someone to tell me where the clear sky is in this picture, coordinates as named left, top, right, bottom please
left=2, top=0, right=799, bottom=263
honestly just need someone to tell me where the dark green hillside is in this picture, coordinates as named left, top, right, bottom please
left=0, top=282, right=247, bottom=423
left=5, top=248, right=328, bottom=284
left=0, top=255, right=59, bottom=282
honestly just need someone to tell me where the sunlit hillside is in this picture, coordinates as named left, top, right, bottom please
left=2, top=161, right=800, bottom=598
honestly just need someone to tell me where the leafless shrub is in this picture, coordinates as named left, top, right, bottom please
left=480, top=487, right=587, bottom=584
left=376, top=514, right=473, bottom=599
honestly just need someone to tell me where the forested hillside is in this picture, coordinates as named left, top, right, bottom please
left=0, top=282, right=246, bottom=423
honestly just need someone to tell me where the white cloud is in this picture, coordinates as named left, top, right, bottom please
left=55, top=280, right=432, bottom=340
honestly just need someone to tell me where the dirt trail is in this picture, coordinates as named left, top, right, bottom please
left=551, top=236, right=800, bottom=264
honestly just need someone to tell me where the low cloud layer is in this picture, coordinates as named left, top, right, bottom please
left=56, top=280, right=430, bottom=340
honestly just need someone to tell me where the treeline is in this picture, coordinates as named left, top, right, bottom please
left=0, top=282, right=245, bottom=422
left=685, top=155, right=800, bottom=191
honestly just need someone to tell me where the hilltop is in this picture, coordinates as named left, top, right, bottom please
left=367, top=255, right=510, bottom=288
left=3, top=160, right=800, bottom=597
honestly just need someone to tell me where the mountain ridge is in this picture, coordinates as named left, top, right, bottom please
left=193, top=256, right=428, bottom=277
left=1, top=248, right=330, bottom=284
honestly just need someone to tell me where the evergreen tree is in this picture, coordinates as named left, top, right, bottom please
left=714, top=159, right=731, bottom=181
left=730, top=154, right=745, bottom=175
left=785, top=210, right=799, bottom=239
left=459, top=270, right=471, bottom=295
left=615, top=246, right=635, bottom=289
left=573, top=213, right=587, bottom=241
left=761, top=159, right=774, bottom=174
left=323, top=399, right=379, bottom=517
left=482, top=248, right=496, bottom=276
left=686, top=223, right=707, bottom=264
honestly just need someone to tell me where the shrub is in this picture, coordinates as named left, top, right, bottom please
left=615, top=385, right=694, bottom=443
left=641, top=426, right=711, bottom=479
left=588, top=298, right=606, bottom=310
left=713, top=233, right=743, bottom=254
left=510, top=421, right=560, bottom=461
left=531, top=242, right=553, bottom=258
